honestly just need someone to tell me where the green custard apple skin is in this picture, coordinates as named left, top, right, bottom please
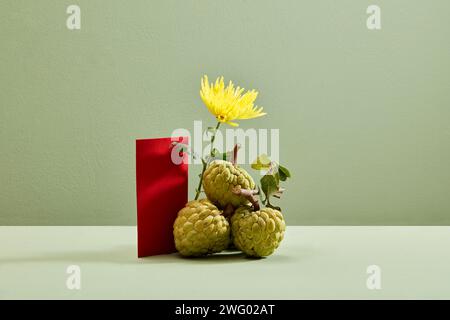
left=202, top=160, right=256, bottom=208
left=173, top=199, right=230, bottom=256
left=231, top=206, right=286, bottom=257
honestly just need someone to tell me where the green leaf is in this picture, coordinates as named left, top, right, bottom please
left=213, top=148, right=235, bottom=161
left=260, top=174, right=279, bottom=200
left=211, top=148, right=219, bottom=157
left=206, top=127, right=217, bottom=134
left=274, top=172, right=281, bottom=183
left=251, top=154, right=272, bottom=170
left=278, top=165, right=291, bottom=181
left=256, top=185, right=265, bottom=203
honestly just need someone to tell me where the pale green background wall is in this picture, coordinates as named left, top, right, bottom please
left=1, top=1, right=449, bottom=225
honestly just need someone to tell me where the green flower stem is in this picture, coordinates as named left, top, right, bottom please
left=194, top=121, right=221, bottom=200
left=195, top=159, right=207, bottom=200
left=210, top=121, right=221, bottom=157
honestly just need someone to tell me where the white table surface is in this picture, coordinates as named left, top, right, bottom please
left=0, top=226, right=449, bottom=299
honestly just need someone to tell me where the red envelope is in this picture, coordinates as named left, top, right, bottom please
left=136, top=137, right=188, bottom=257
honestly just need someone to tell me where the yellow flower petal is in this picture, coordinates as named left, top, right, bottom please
left=200, top=75, right=266, bottom=126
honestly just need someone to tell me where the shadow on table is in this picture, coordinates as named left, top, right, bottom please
left=0, top=246, right=280, bottom=265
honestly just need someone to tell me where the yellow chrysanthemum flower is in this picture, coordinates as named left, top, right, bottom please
left=200, top=75, right=266, bottom=126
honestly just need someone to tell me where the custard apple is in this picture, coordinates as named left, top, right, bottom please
left=231, top=206, right=286, bottom=257
left=173, top=199, right=230, bottom=256
left=202, top=160, right=256, bottom=208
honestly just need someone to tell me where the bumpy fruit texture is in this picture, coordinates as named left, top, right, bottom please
left=202, top=160, right=256, bottom=208
left=231, top=207, right=286, bottom=257
left=173, top=199, right=230, bottom=256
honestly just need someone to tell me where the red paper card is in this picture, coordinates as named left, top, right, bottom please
left=136, top=137, right=188, bottom=257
